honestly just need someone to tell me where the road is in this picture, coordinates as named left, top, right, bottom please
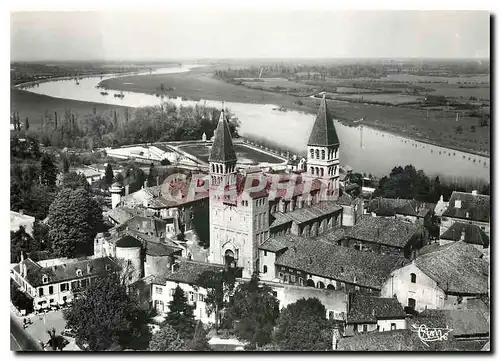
left=10, top=315, right=42, bottom=351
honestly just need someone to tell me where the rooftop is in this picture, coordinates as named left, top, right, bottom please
left=13, top=257, right=120, bottom=287
left=440, top=222, right=489, bottom=247
left=271, top=236, right=408, bottom=289
left=346, top=215, right=420, bottom=248
left=151, top=259, right=227, bottom=285
left=209, top=109, right=237, bottom=164
left=308, top=94, right=340, bottom=147
left=367, top=197, right=435, bottom=218
left=347, top=294, right=406, bottom=324
left=270, top=201, right=342, bottom=228
left=414, top=241, right=488, bottom=295
left=105, top=206, right=137, bottom=225
left=417, top=309, right=490, bottom=337
left=442, top=191, right=490, bottom=223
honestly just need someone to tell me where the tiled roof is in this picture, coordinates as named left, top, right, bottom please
left=105, top=207, right=137, bottom=225
left=415, top=241, right=488, bottom=295
left=274, top=237, right=408, bottom=289
left=308, top=94, right=340, bottom=147
left=336, top=192, right=354, bottom=206
left=13, top=257, right=120, bottom=287
left=417, top=309, right=489, bottom=337
left=209, top=109, right=237, bottom=163
left=151, top=259, right=226, bottom=285
left=440, top=222, right=489, bottom=247
left=347, top=295, right=406, bottom=324
left=145, top=241, right=182, bottom=257
left=442, top=191, right=490, bottom=223
left=347, top=215, right=420, bottom=248
left=337, top=329, right=458, bottom=351
left=270, top=201, right=342, bottom=228
left=259, top=234, right=302, bottom=253
left=368, top=197, right=434, bottom=218
left=116, top=235, right=143, bottom=248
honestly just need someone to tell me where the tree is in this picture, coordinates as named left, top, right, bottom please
left=63, top=274, right=150, bottom=351
left=185, top=321, right=212, bottom=351
left=224, top=273, right=280, bottom=348
left=274, top=297, right=333, bottom=351
left=195, top=268, right=237, bottom=333
left=40, top=153, right=58, bottom=188
left=11, top=226, right=38, bottom=263
left=24, top=117, right=30, bottom=131
left=61, top=172, right=91, bottom=192
left=47, top=188, right=104, bottom=257
left=104, top=163, right=114, bottom=186
left=11, top=280, right=34, bottom=313
left=147, top=163, right=157, bottom=187
left=165, top=286, right=196, bottom=340
left=46, top=327, right=65, bottom=351
left=148, top=323, right=184, bottom=351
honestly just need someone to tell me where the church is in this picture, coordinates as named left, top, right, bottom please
left=208, top=94, right=348, bottom=278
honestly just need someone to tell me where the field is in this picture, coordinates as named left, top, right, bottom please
left=10, top=89, right=130, bottom=128
left=178, top=143, right=285, bottom=164
left=94, top=66, right=490, bottom=156
left=329, top=93, right=421, bottom=106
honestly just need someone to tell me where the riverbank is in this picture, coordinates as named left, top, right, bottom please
left=98, top=68, right=490, bottom=157
left=10, top=88, right=131, bottom=128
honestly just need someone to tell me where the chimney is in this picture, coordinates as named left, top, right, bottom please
left=19, top=209, right=24, bottom=215
left=353, top=276, right=357, bottom=284
left=439, top=195, right=444, bottom=202
left=460, top=230, right=466, bottom=241
left=372, top=309, right=376, bottom=317
left=455, top=200, right=462, bottom=209
left=472, top=190, right=478, bottom=196
left=144, top=180, right=148, bottom=189
left=156, top=176, right=160, bottom=186
left=125, top=184, right=130, bottom=196
left=466, top=212, right=470, bottom=218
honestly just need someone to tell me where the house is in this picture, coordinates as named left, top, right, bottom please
left=367, top=197, right=435, bottom=228
left=259, top=235, right=408, bottom=296
left=344, top=294, right=407, bottom=336
left=439, top=222, right=489, bottom=251
left=10, top=210, right=36, bottom=237
left=11, top=255, right=120, bottom=312
left=380, top=241, right=489, bottom=312
left=145, top=259, right=238, bottom=324
left=440, top=191, right=490, bottom=237
left=334, top=215, right=426, bottom=259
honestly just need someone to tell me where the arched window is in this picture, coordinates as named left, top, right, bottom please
left=320, top=168, right=324, bottom=177
left=211, top=164, right=215, bottom=172
left=321, top=149, right=325, bottom=160
left=327, top=284, right=335, bottom=290
left=76, top=269, right=82, bottom=277
left=310, top=149, right=314, bottom=158
left=317, top=281, right=325, bottom=289
left=410, top=273, right=416, bottom=283
left=310, top=167, right=314, bottom=175
left=263, top=265, right=268, bottom=274
left=315, top=149, right=319, bottom=159
left=306, top=279, right=315, bottom=287
left=224, top=249, right=235, bottom=267
left=316, top=167, right=319, bottom=175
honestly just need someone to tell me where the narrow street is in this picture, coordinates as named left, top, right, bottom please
left=10, top=314, right=41, bottom=351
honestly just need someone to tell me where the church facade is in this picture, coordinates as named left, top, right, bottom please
left=208, top=95, right=344, bottom=278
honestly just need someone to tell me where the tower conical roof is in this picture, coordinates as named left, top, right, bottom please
left=209, top=106, right=237, bottom=163
left=307, top=94, right=340, bottom=147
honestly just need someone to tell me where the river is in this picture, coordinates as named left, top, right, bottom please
left=17, top=65, right=490, bottom=183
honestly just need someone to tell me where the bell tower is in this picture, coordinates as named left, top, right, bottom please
left=208, top=102, right=237, bottom=190
left=306, top=94, right=340, bottom=198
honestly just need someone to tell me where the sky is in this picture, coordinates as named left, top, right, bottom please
left=10, top=10, right=490, bottom=61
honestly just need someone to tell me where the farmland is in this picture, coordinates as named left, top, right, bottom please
left=97, top=62, right=490, bottom=156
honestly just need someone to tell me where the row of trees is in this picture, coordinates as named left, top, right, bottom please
left=26, top=103, right=239, bottom=150
left=373, top=164, right=490, bottom=203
